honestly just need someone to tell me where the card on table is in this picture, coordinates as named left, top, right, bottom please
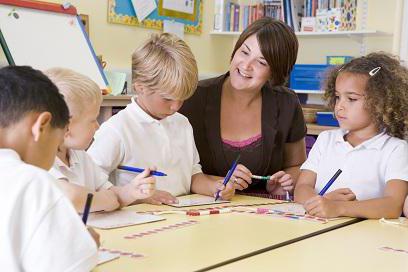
left=88, top=210, right=165, bottom=229
left=166, top=194, right=230, bottom=208
left=97, top=250, right=120, bottom=265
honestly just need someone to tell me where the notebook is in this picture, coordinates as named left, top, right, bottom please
left=88, top=210, right=165, bottom=229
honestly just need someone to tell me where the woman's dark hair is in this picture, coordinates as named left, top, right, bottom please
left=231, top=17, right=299, bottom=86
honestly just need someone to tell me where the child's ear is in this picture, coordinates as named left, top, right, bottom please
left=32, top=112, right=52, bottom=142
left=133, top=82, right=145, bottom=95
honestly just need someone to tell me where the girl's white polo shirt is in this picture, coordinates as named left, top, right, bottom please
left=301, top=129, right=408, bottom=200
left=88, top=97, right=202, bottom=196
left=49, top=149, right=113, bottom=191
left=0, top=149, right=97, bottom=271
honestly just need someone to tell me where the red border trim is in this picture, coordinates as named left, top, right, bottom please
left=0, top=0, right=77, bottom=15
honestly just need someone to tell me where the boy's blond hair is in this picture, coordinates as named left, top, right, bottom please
left=132, top=33, right=198, bottom=100
left=44, top=68, right=102, bottom=117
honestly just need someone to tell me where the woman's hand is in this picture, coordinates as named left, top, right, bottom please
left=266, top=171, right=294, bottom=194
left=230, top=164, right=252, bottom=191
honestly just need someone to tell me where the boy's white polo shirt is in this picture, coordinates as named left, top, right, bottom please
left=301, top=129, right=408, bottom=200
left=88, top=97, right=202, bottom=196
left=0, top=149, right=97, bottom=271
left=49, top=149, right=113, bottom=191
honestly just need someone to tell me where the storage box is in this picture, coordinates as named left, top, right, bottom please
left=316, top=112, right=339, bottom=126
left=289, top=64, right=331, bottom=91
left=326, top=56, right=353, bottom=65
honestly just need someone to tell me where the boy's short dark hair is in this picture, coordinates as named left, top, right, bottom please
left=0, top=66, right=69, bottom=128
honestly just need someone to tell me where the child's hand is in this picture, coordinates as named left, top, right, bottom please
left=127, top=168, right=156, bottom=200
left=143, top=190, right=178, bottom=205
left=230, top=164, right=252, bottom=191
left=103, top=189, right=121, bottom=212
left=325, top=188, right=356, bottom=201
left=303, top=195, right=342, bottom=218
left=266, top=171, right=293, bottom=194
left=87, top=227, right=100, bottom=248
left=214, top=180, right=235, bottom=200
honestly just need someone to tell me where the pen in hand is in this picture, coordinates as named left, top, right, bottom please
left=215, top=155, right=240, bottom=201
left=318, top=169, right=342, bottom=196
left=82, top=193, right=93, bottom=224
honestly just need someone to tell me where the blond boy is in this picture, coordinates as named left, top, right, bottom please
left=88, top=33, right=235, bottom=204
left=0, top=66, right=97, bottom=271
left=45, top=68, right=155, bottom=212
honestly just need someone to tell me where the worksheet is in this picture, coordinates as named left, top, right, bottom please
left=88, top=210, right=165, bottom=229
left=166, top=194, right=230, bottom=207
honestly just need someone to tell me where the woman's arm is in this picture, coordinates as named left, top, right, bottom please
left=268, top=138, right=307, bottom=195
left=282, top=138, right=307, bottom=182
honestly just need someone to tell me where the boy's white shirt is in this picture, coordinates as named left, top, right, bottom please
left=0, top=149, right=98, bottom=272
left=87, top=97, right=202, bottom=196
left=301, top=129, right=408, bottom=200
left=49, top=149, right=113, bottom=191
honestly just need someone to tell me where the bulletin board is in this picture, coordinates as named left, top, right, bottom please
left=107, top=0, right=202, bottom=34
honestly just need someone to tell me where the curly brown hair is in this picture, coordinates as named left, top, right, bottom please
left=323, top=52, right=408, bottom=140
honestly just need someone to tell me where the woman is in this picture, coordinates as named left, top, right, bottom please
left=179, top=18, right=306, bottom=197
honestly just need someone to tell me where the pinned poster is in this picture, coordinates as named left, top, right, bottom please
left=130, top=0, right=156, bottom=22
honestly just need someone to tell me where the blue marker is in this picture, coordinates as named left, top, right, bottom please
left=319, top=169, right=342, bottom=196
left=82, top=193, right=93, bottom=224
left=118, top=165, right=167, bottom=177
left=215, top=155, right=240, bottom=201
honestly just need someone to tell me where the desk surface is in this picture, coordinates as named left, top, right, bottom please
left=93, top=195, right=358, bottom=272
left=211, top=219, right=408, bottom=272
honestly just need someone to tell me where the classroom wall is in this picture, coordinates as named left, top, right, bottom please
left=297, top=0, right=401, bottom=64
left=45, top=0, right=233, bottom=77
left=0, top=0, right=402, bottom=74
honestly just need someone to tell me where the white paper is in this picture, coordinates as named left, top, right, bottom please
left=88, top=210, right=165, bottom=229
left=270, top=203, right=306, bottom=216
left=163, top=0, right=194, bottom=14
left=167, top=195, right=230, bottom=207
left=97, top=250, right=120, bottom=265
left=163, top=20, right=184, bottom=39
left=131, top=0, right=157, bottom=22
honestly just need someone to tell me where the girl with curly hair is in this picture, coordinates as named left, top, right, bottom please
left=294, top=52, right=408, bottom=219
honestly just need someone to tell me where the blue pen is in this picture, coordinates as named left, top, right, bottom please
left=215, top=155, right=240, bottom=201
left=118, top=165, right=167, bottom=177
left=318, top=169, right=342, bottom=196
left=82, top=193, right=93, bottom=224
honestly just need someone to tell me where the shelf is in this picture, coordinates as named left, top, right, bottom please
left=101, top=95, right=133, bottom=107
left=306, top=123, right=338, bottom=136
left=210, top=30, right=390, bottom=37
left=294, top=90, right=324, bottom=94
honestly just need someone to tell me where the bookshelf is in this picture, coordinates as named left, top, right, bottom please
left=210, top=0, right=392, bottom=50
left=98, top=95, right=132, bottom=123
left=210, top=30, right=388, bottom=37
